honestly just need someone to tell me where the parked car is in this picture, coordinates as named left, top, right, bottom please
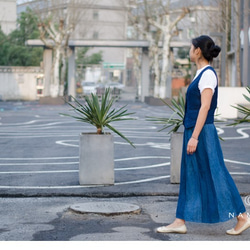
left=81, top=81, right=97, bottom=95
left=106, top=82, right=125, bottom=90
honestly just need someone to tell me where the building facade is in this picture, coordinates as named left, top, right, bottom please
left=0, top=0, right=16, bottom=34
left=17, top=0, right=129, bottom=85
left=14, top=0, right=250, bottom=101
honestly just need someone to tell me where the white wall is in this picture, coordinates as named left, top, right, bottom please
left=217, top=87, right=249, bottom=119
left=0, top=67, right=43, bottom=101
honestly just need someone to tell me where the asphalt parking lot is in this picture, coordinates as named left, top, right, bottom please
left=0, top=100, right=249, bottom=197
left=0, top=100, right=249, bottom=242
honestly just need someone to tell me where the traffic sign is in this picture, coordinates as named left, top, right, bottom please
left=103, top=62, right=125, bottom=69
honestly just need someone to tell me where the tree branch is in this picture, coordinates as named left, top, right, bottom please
left=169, top=7, right=190, bottom=30
left=148, top=18, right=164, bottom=31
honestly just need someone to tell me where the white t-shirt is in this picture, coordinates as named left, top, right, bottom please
left=193, top=65, right=217, bottom=93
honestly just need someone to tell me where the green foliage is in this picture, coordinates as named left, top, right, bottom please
left=61, top=88, right=136, bottom=147
left=15, top=7, right=41, bottom=45
left=76, top=47, right=103, bottom=67
left=177, top=48, right=189, bottom=59
left=228, top=87, right=250, bottom=126
left=147, top=91, right=224, bottom=141
left=0, top=7, right=42, bottom=66
left=147, top=91, right=185, bottom=134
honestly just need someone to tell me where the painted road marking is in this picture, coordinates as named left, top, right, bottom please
left=0, top=172, right=248, bottom=189
left=0, top=111, right=249, bottom=190
left=0, top=175, right=171, bottom=189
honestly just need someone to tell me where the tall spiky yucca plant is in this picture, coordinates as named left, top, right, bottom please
left=146, top=91, right=185, bottom=134
left=147, top=91, right=223, bottom=140
left=61, top=88, right=135, bottom=147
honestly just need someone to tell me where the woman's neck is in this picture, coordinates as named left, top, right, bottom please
left=196, top=59, right=209, bottom=70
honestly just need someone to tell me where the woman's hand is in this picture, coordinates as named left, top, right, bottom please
left=187, top=137, right=199, bottom=155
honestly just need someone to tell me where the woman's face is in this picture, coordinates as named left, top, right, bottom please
left=189, top=44, right=197, bottom=62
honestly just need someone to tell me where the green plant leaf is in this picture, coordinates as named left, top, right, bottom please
left=146, top=91, right=185, bottom=134
left=106, top=124, right=135, bottom=148
left=243, top=93, right=250, bottom=103
left=146, top=90, right=223, bottom=140
left=60, top=88, right=136, bottom=147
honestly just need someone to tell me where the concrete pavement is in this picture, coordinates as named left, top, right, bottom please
left=0, top=196, right=250, bottom=241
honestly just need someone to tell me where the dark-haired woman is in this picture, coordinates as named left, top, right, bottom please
left=157, top=35, right=250, bottom=235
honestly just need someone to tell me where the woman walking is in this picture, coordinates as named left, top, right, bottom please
left=157, top=35, right=250, bottom=235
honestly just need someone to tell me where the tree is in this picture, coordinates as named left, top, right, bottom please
left=33, top=0, right=95, bottom=97
left=148, top=5, right=190, bottom=98
left=76, top=47, right=103, bottom=66
left=0, top=7, right=42, bottom=66
left=15, top=7, right=41, bottom=45
left=0, top=28, right=9, bottom=65
left=128, top=0, right=189, bottom=98
left=75, top=47, right=103, bottom=82
left=128, top=0, right=161, bottom=97
left=188, top=0, right=243, bottom=87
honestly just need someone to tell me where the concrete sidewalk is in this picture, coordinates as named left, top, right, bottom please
left=0, top=195, right=249, bottom=241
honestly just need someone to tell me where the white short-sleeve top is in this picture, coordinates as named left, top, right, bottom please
left=193, top=65, right=217, bottom=94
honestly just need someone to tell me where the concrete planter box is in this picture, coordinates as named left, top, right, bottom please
left=79, top=133, right=114, bottom=185
left=144, top=96, right=171, bottom=106
left=170, top=132, right=183, bottom=184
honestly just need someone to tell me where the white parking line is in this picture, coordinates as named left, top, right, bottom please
left=0, top=170, right=78, bottom=174
left=224, top=159, right=250, bottom=166
left=0, top=162, right=170, bottom=174
left=0, top=112, right=249, bottom=191
left=0, top=175, right=171, bottom=189
left=230, top=172, right=250, bottom=175
left=0, top=156, right=78, bottom=160
left=216, top=127, right=250, bottom=140
left=0, top=162, right=78, bottom=166
left=0, top=172, right=248, bottom=189
left=115, top=175, right=171, bottom=185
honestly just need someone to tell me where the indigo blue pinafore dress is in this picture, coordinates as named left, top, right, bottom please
left=176, top=66, right=246, bottom=223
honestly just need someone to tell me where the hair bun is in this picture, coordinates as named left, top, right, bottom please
left=210, top=45, right=221, bottom=58
left=192, top=35, right=221, bottom=61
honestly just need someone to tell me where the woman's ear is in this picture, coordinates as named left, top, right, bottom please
left=195, top=47, right=201, bottom=55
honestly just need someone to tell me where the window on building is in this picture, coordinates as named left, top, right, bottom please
left=93, top=10, right=99, bottom=20
left=93, top=31, right=99, bottom=39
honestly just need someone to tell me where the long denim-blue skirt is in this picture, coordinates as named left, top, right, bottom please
left=176, top=124, right=246, bottom=223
